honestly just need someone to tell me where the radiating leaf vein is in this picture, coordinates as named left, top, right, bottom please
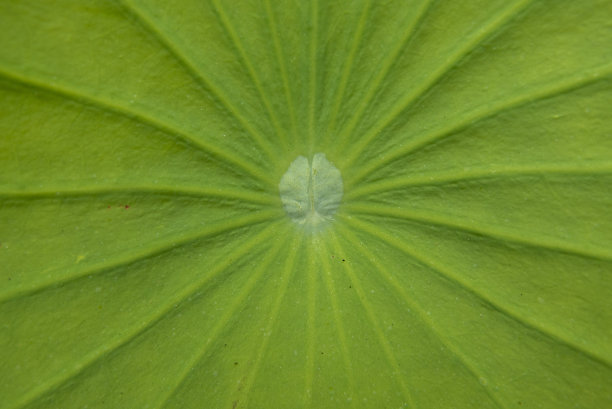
left=4, top=222, right=283, bottom=409
left=342, top=215, right=612, bottom=369
left=329, top=232, right=417, bottom=408
left=0, top=67, right=275, bottom=187
left=117, top=0, right=279, bottom=162
left=156, top=224, right=290, bottom=409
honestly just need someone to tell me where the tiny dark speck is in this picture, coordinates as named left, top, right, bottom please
left=234, top=362, right=238, bottom=365
left=125, top=205, right=130, bottom=209
left=342, top=259, right=345, bottom=262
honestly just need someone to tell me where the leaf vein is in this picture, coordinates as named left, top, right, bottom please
left=117, top=0, right=278, bottom=161
left=0, top=67, right=275, bottom=187
left=342, top=216, right=612, bottom=369
left=5, top=222, right=283, bottom=409
left=329, top=232, right=417, bottom=408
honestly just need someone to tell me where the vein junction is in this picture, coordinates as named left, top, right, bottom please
left=279, top=153, right=343, bottom=230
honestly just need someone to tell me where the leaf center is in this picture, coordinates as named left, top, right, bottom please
left=279, top=153, right=343, bottom=230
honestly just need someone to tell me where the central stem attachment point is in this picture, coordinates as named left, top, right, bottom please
left=279, top=153, right=343, bottom=229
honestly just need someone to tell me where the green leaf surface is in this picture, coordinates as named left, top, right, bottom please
left=1, top=0, right=611, bottom=408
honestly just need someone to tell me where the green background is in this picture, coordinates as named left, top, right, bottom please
left=1, top=0, right=611, bottom=408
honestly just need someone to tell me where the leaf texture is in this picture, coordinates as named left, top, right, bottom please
left=0, top=1, right=611, bottom=408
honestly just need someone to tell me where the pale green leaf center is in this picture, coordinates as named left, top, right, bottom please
left=279, top=153, right=343, bottom=229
